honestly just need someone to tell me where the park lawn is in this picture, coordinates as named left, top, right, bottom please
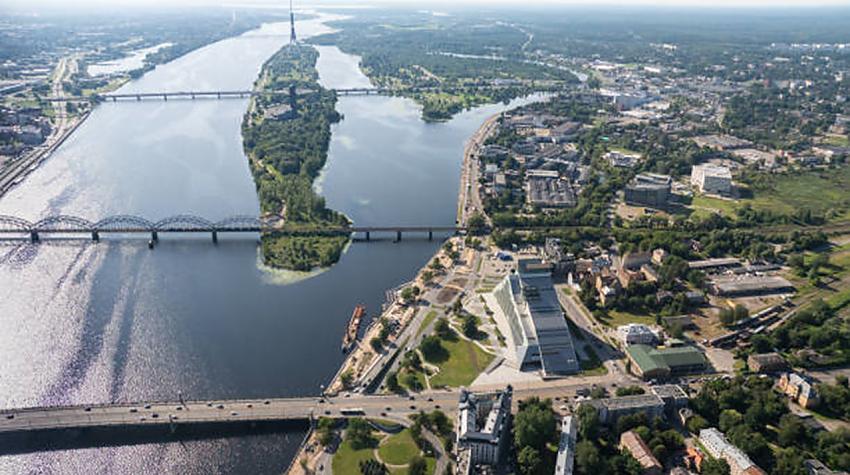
left=416, top=311, right=439, bottom=338
left=332, top=438, right=379, bottom=475
left=604, top=309, right=656, bottom=327
left=691, top=194, right=740, bottom=218
left=399, top=368, right=427, bottom=392
left=430, top=336, right=494, bottom=388
left=748, top=167, right=850, bottom=217
left=388, top=458, right=437, bottom=475
left=378, top=429, right=421, bottom=465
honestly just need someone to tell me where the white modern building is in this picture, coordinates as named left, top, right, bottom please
left=456, top=386, right=513, bottom=467
left=489, top=259, right=580, bottom=377
left=691, top=164, right=732, bottom=195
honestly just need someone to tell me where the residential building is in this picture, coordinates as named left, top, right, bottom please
left=489, top=259, right=580, bottom=376
left=624, top=173, right=672, bottom=208
left=691, top=164, right=732, bottom=195
left=555, top=415, right=578, bottom=475
left=626, top=344, right=707, bottom=380
left=778, top=372, right=818, bottom=409
left=456, top=386, right=513, bottom=467
left=619, top=431, right=663, bottom=475
left=581, top=394, right=666, bottom=425
left=618, top=324, right=658, bottom=346
left=747, top=353, right=788, bottom=374
left=699, top=428, right=766, bottom=475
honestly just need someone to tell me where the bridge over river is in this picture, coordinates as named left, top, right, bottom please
left=0, top=214, right=465, bottom=244
left=44, top=80, right=570, bottom=103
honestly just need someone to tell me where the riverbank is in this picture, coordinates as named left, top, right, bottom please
left=242, top=43, right=351, bottom=271
left=0, top=108, right=90, bottom=197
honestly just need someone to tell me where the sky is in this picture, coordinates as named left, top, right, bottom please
left=4, top=0, right=850, bottom=9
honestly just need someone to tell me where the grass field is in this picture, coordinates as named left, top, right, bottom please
left=429, top=333, right=495, bottom=387
left=749, top=167, right=850, bottom=216
left=332, top=438, right=378, bottom=475
left=603, top=309, right=656, bottom=327
left=691, top=194, right=740, bottom=218
left=416, top=310, right=439, bottom=338
left=378, top=429, right=421, bottom=466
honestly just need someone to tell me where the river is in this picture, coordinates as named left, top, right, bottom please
left=0, top=12, right=540, bottom=474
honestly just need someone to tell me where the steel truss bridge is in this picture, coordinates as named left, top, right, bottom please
left=0, top=214, right=463, bottom=245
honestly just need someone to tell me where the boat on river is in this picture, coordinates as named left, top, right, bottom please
left=342, top=304, right=366, bottom=353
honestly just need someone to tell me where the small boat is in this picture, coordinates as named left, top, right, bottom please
left=341, top=304, right=366, bottom=353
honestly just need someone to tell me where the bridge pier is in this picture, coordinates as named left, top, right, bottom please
left=151, top=231, right=158, bottom=242
left=428, top=230, right=433, bottom=241
left=396, top=231, right=402, bottom=242
left=191, top=93, right=195, bottom=100
left=112, top=97, right=117, bottom=102
left=136, top=95, right=141, bottom=101
left=212, top=231, right=218, bottom=244
left=217, top=92, right=222, bottom=99
left=30, top=231, right=39, bottom=243
left=365, top=231, right=370, bottom=241
left=92, top=231, right=99, bottom=242
left=163, top=94, right=168, bottom=101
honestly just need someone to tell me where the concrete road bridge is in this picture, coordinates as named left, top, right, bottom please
left=0, top=214, right=465, bottom=244
left=0, top=377, right=629, bottom=455
left=43, top=81, right=570, bottom=103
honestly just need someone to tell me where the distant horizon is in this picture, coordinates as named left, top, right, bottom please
left=5, top=0, right=850, bottom=13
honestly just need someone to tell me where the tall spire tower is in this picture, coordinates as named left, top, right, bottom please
left=289, top=0, right=297, bottom=44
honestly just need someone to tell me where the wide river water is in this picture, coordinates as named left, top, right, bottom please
left=0, top=12, right=540, bottom=474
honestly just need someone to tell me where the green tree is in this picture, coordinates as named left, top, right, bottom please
left=386, top=371, right=401, bottom=393
left=317, top=417, right=335, bottom=446
left=462, top=315, right=478, bottom=339
left=370, top=336, right=384, bottom=353
left=577, top=404, right=600, bottom=440
left=340, top=370, right=354, bottom=389
left=435, top=318, right=453, bottom=339
left=575, top=440, right=602, bottom=473
left=517, top=446, right=541, bottom=475
left=468, top=212, right=487, bottom=235
left=514, top=398, right=556, bottom=449
left=777, top=414, right=807, bottom=447
left=701, top=457, right=731, bottom=475
left=408, top=456, right=427, bottom=475
left=420, top=335, right=446, bottom=362
left=359, top=459, right=388, bottom=475
left=346, top=418, right=377, bottom=450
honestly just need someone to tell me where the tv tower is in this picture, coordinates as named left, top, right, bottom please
left=289, top=0, right=297, bottom=44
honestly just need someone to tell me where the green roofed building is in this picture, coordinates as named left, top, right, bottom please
left=626, top=344, right=708, bottom=380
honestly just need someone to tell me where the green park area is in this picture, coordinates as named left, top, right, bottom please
left=332, top=421, right=436, bottom=475
left=427, top=330, right=494, bottom=388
